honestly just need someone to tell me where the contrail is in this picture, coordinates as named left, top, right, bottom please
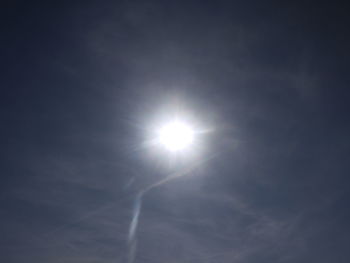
left=127, top=151, right=221, bottom=263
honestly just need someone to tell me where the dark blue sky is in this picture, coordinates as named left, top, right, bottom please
left=2, top=1, right=350, bottom=262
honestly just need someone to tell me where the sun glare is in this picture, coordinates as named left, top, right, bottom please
left=158, top=121, right=194, bottom=152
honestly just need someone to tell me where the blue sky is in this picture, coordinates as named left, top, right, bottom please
left=1, top=1, right=350, bottom=262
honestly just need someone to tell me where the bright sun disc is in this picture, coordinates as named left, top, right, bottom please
left=158, top=121, right=194, bottom=152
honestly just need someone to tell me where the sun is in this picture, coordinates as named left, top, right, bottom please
left=158, top=121, right=194, bottom=152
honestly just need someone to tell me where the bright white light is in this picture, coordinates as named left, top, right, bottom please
left=158, top=121, right=194, bottom=152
